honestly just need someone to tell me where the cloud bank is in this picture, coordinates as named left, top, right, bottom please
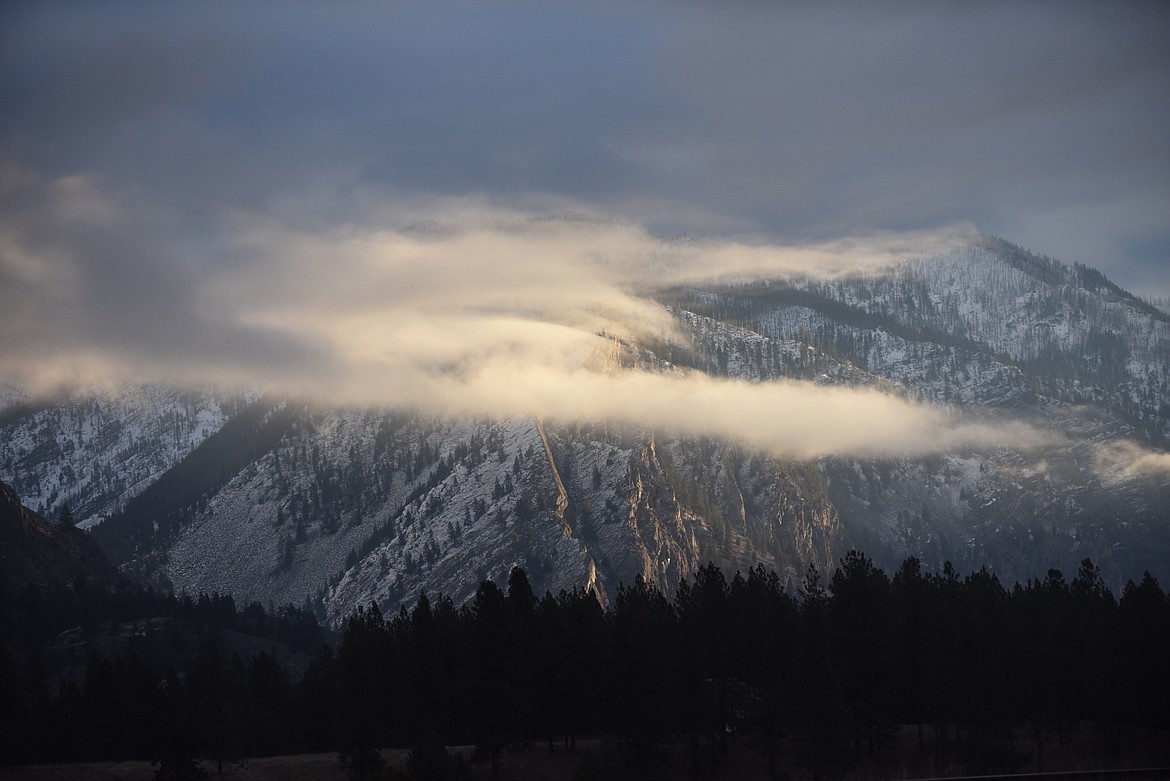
left=0, top=166, right=1056, bottom=459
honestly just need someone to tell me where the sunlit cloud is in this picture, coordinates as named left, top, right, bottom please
left=0, top=167, right=1051, bottom=458
left=414, top=365, right=1057, bottom=460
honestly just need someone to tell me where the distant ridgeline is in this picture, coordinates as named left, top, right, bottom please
left=3, top=533, right=1168, bottom=778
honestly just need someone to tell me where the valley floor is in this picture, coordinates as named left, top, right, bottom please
left=5, top=725, right=1169, bottom=781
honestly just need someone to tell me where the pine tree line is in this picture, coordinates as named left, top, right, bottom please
left=2, top=553, right=1167, bottom=779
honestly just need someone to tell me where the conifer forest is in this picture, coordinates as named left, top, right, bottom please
left=3, top=553, right=1168, bottom=780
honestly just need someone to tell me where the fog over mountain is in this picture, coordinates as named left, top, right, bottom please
left=3, top=233, right=1167, bottom=624
left=0, top=184, right=1043, bottom=459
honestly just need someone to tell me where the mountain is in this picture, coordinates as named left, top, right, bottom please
left=0, top=384, right=249, bottom=528
left=2, top=235, right=1167, bottom=624
left=0, top=479, right=125, bottom=597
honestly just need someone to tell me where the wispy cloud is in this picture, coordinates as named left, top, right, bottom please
left=1093, top=440, right=1170, bottom=485
left=0, top=168, right=1052, bottom=458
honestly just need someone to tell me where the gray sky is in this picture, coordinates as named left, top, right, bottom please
left=2, top=0, right=1167, bottom=296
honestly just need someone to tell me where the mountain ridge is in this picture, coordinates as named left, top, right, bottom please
left=2, top=235, right=1167, bottom=623
left=0, top=479, right=126, bottom=597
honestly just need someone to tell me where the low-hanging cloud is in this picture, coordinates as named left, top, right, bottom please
left=0, top=166, right=1050, bottom=458
left=1093, top=440, right=1170, bottom=485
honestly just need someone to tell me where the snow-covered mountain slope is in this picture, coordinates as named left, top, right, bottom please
left=670, top=235, right=1169, bottom=434
left=2, top=235, right=1167, bottom=624
left=116, top=404, right=841, bottom=627
left=0, top=385, right=247, bottom=528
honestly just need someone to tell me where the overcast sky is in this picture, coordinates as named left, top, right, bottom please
left=3, top=0, right=1167, bottom=296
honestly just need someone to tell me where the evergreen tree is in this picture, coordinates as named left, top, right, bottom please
left=336, top=603, right=388, bottom=780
